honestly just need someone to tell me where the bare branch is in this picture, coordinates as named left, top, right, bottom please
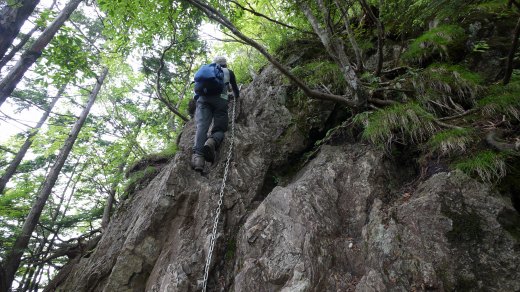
left=367, top=97, right=397, bottom=106
left=434, top=119, right=462, bottom=129
left=155, top=41, right=189, bottom=122
left=438, top=108, right=478, bottom=121
left=230, top=0, right=315, bottom=35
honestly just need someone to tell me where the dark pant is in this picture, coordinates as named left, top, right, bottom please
left=193, top=96, right=228, bottom=155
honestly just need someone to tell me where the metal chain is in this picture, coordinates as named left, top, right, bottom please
left=202, top=96, right=237, bottom=292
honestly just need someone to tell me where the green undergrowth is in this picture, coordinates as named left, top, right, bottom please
left=121, top=142, right=176, bottom=199
left=479, top=73, right=520, bottom=120
left=291, top=60, right=346, bottom=93
left=404, top=24, right=466, bottom=63
left=427, top=128, right=476, bottom=156
left=454, top=150, right=507, bottom=182
left=354, top=102, right=437, bottom=147
left=414, top=63, right=483, bottom=113
left=122, top=166, right=160, bottom=199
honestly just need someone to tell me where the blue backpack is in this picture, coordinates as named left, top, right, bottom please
left=194, top=63, right=225, bottom=96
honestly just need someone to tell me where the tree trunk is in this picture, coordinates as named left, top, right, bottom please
left=358, top=0, right=384, bottom=76
left=0, top=68, right=107, bottom=292
left=0, top=23, right=40, bottom=71
left=100, top=160, right=128, bottom=230
left=0, top=0, right=83, bottom=108
left=300, top=1, right=365, bottom=106
left=23, top=160, right=79, bottom=291
left=0, top=84, right=65, bottom=195
left=334, top=0, right=364, bottom=71
left=503, top=17, right=520, bottom=85
left=0, top=0, right=40, bottom=60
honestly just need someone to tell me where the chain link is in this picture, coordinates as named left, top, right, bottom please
left=202, top=96, right=237, bottom=292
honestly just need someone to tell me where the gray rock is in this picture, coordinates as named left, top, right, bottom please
left=53, top=64, right=520, bottom=292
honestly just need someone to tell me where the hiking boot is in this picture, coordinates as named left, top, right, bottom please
left=203, top=138, right=216, bottom=162
left=191, top=154, right=205, bottom=172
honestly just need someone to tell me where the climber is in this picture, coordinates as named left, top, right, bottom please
left=191, top=56, right=240, bottom=172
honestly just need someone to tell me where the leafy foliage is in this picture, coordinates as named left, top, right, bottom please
left=403, top=24, right=466, bottom=63
left=292, top=60, right=347, bottom=92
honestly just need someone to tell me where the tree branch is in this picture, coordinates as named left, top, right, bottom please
left=0, top=145, right=17, bottom=155
left=230, top=0, right=315, bottom=35
left=434, top=119, right=462, bottom=129
left=334, top=0, right=364, bottom=71
left=184, top=0, right=359, bottom=107
left=156, top=42, right=189, bottom=122
left=438, top=108, right=478, bottom=121
left=368, top=97, right=397, bottom=106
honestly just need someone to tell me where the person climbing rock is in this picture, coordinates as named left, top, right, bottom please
left=191, top=56, right=240, bottom=172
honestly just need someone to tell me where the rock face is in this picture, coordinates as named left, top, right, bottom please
left=53, top=64, right=520, bottom=291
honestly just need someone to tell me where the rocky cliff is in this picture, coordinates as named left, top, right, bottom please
left=51, top=63, right=520, bottom=291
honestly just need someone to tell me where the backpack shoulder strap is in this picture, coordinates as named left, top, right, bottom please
left=222, top=68, right=230, bottom=84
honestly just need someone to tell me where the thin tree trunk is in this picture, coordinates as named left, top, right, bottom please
left=185, top=0, right=358, bottom=107
left=24, top=160, right=79, bottom=291
left=0, top=0, right=83, bottom=108
left=358, top=0, right=384, bottom=76
left=0, top=68, right=107, bottom=291
left=334, top=0, right=364, bottom=71
left=0, top=22, right=40, bottom=71
left=0, top=84, right=65, bottom=195
left=299, top=1, right=365, bottom=106
left=0, top=0, right=40, bottom=60
left=100, top=150, right=134, bottom=230
left=176, top=54, right=196, bottom=109
left=0, top=0, right=57, bottom=71
left=504, top=17, right=520, bottom=85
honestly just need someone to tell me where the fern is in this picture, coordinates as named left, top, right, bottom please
left=455, top=150, right=507, bottom=182
left=427, top=128, right=475, bottom=155
left=404, top=24, right=466, bottom=63
left=354, top=102, right=437, bottom=146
